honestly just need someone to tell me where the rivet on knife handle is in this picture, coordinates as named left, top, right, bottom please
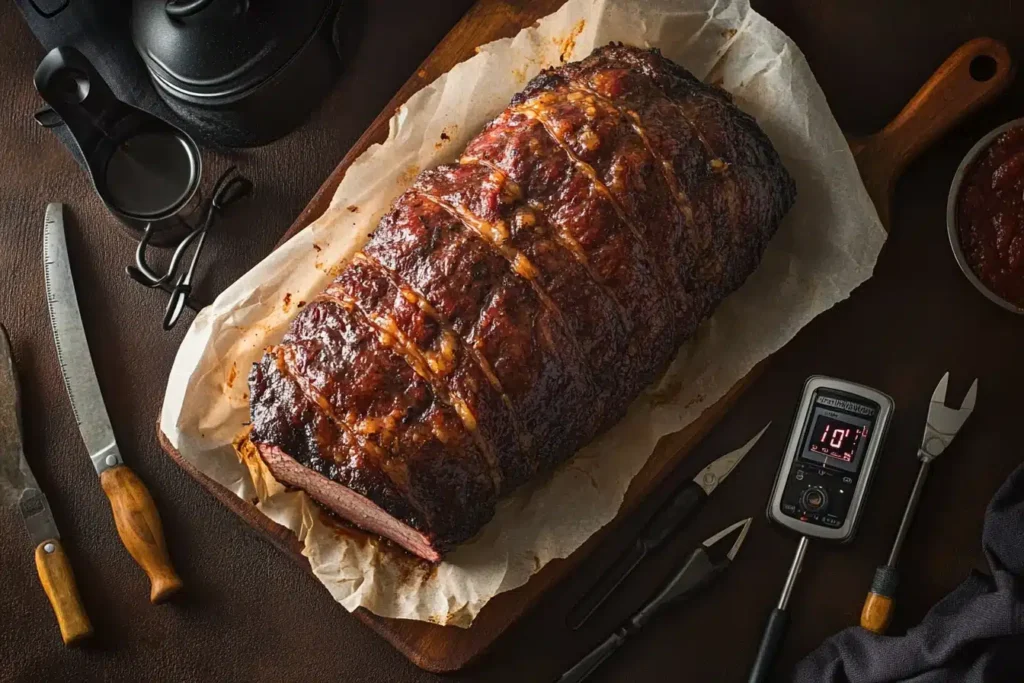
left=34, top=538, right=93, bottom=645
left=100, top=465, right=182, bottom=603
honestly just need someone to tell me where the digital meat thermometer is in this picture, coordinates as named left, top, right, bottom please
left=748, top=376, right=894, bottom=683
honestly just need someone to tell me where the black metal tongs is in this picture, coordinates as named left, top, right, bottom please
left=126, top=166, right=252, bottom=329
left=557, top=517, right=752, bottom=683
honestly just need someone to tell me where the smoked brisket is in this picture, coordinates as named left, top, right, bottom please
left=248, top=44, right=796, bottom=562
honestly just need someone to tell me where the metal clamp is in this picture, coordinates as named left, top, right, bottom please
left=126, top=166, right=252, bottom=329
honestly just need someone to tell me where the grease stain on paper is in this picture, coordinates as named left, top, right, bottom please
left=556, top=19, right=586, bottom=63
left=434, top=125, right=458, bottom=150
left=398, top=164, right=421, bottom=186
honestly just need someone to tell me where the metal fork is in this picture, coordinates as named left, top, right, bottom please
left=860, top=372, right=978, bottom=633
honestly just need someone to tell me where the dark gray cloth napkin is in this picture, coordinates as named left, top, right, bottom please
left=791, top=463, right=1024, bottom=682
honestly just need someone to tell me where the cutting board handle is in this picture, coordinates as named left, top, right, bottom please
left=851, top=37, right=1015, bottom=228
left=883, top=37, right=1013, bottom=175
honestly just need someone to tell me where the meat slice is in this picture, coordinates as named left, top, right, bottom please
left=249, top=352, right=436, bottom=558
left=248, top=44, right=796, bottom=561
left=328, top=259, right=526, bottom=488
left=464, top=108, right=679, bottom=402
left=363, top=193, right=598, bottom=472
left=413, top=162, right=632, bottom=413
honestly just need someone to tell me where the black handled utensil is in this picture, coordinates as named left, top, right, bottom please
left=566, top=426, right=767, bottom=630
left=557, top=518, right=753, bottom=683
left=747, top=535, right=808, bottom=683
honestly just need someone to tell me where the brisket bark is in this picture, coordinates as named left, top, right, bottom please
left=248, top=44, right=797, bottom=562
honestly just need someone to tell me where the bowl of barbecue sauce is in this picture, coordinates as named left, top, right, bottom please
left=949, top=119, right=1024, bottom=314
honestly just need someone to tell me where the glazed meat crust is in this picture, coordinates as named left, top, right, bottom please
left=248, top=44, right=796, bottom=562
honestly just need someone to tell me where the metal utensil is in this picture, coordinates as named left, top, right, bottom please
left=44, top=203, right=183, bottom=603
left=947, top=118, right=1024, bottom=315
left=557, top=518, right=752, bottom=683
left=0, top=324, right=92, bottom=645
left=566, top=425, right=768, bottom=630
left=860, top=372, right=978, bottom=633
left=747, top=535, right=808, bottom=683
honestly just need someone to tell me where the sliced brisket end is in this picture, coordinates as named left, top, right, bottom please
left=248, top=351, right=440, bottom=560
left=281, top=298, right=498, bottom=551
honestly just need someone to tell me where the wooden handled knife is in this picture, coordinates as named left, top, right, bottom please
left=0, top=323, right=92, bottom=645
left=43, top=203, right=182, bottom=603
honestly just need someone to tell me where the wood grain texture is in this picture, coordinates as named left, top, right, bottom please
left=859, top=592, right=894, bottom=634
left=100, top=465, right=183, bottom=604
left=160, top=4, right=1014, bottom=670
left=34, top=539, right=93, bottom=646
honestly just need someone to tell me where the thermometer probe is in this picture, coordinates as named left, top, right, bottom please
left=748, top=376, right=894, bottom=683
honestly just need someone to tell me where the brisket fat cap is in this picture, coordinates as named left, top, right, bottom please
left=248, top=44, right=797, bottom=562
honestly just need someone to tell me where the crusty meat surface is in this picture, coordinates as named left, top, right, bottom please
left=248, top=44, right=796, bottom=561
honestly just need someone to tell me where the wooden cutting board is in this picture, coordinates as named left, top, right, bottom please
left=160, top=2, right=1012, bottom=671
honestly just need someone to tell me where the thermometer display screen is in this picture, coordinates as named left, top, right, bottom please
left=808, top=415, right=866, bottom=462
left=799, top=391, right=878, bottom=474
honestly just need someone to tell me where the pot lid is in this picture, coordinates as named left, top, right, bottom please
left=132, top=0, right=334, bottom=99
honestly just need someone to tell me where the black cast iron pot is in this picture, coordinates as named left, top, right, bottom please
left=132, top=0, right=342, bottom=148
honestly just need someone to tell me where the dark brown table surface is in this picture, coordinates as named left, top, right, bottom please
left=2, top=1, right=1023, bottom=681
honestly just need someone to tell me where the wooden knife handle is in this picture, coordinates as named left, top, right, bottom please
left=100, top=464, right=183, bottom=603
left=34, top=538, right=93, bottom=645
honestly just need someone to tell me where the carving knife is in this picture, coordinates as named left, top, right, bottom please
left=565, top=424, right=769, bottom=630
left=43, top=203, right=182, bottom=603
left=0, top=324, right=92, bottom=645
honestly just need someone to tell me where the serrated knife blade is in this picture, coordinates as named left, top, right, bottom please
left=43, top=203, right=123, bottom=475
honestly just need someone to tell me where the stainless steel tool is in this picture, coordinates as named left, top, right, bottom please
left=750, top=376, right=894, bottom=683
left=558, top=518, right=752, bottom=683
left=566, top=425, right=768, bottom=630
left=44, top=203, right=183, bottom=603
left=0, top=324, right=92, bottom=645
left=860, top=372, right=978, bottom=633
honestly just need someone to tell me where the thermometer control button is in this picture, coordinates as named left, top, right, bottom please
left=800, top=487, right=828, bottom=513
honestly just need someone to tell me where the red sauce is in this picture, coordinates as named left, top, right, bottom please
left=957, top=126, right=1024, bottom=308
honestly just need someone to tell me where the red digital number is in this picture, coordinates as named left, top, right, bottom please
left=829, top=428, right=850, bottom=449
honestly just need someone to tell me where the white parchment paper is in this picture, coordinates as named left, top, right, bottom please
left=160, top=0, right=885, bottom=627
